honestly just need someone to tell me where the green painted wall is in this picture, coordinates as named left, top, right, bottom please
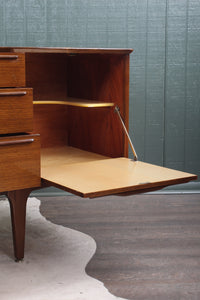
left=0, top=0, right=200, bottom=180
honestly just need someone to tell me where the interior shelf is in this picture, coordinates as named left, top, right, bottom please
left=33, top=97, right=114, bottom=108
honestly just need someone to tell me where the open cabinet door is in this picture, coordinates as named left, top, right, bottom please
left=41, top=147, right=197, bottom=198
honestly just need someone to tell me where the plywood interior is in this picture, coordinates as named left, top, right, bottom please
left=41, top=146, right=197, bottom=198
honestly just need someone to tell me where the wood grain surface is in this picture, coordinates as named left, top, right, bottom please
left=0, top=134, right=41, bottom=192
left=67, top=54, right=129, bottom=157
left=0, top=88, right=33, bottom=134
left=10, top=47, right=133, bottom=55
left=0, top=53, right=25, bottom=87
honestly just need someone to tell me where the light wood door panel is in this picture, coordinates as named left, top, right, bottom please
left=41, top=147, right=197, bottom=198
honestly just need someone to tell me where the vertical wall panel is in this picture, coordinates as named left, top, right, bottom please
left=0, top=0, right=199, bottom=179
left=46, top=0, right=68, bottom=47
left=0, top=1, right=5, bottom=44
left=86, top=0, right=108, bottom=47
left=164, top=0, right=188, bottom=171
left=107, top=0, right=128, bottom=48
left=145, top=0, right=166, bottom=165
left=67, top=0, right=88, bottom=47
left=185, top=0, right=200, bottom=176
left=5, top=0, right=25, bottom=46
left=25, top=0, right=46, bottom=46
left=128, top=0, right=148, bottom=161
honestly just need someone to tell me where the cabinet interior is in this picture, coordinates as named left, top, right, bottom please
left=25, top=53, right=128, bottom=158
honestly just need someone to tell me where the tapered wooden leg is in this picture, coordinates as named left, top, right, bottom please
left=7, top=189, right=31, bottom=261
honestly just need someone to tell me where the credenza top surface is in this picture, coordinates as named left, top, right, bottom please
left=0, top=47, right=133, bottom=55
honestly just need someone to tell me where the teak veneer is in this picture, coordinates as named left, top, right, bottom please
left=0, top=47, right=197, bottom=261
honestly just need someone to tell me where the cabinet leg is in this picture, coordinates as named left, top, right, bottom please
left=7, top=189, right=31, bottom=261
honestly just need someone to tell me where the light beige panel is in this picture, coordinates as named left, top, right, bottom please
left=41, top=147, right=197, bottom=198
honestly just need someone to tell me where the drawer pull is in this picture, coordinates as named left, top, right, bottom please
left=0, top=55, right=18, bottom=60
left=0, top=91, right=27, bottom=97
left=0, top=139, right=34, bottom=146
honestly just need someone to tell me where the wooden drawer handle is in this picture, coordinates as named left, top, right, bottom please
left=0, top=55, right=18, bottom=60
left=0, top=139, right=34, bottom=146
left=0, top=91, right=27, bottom=97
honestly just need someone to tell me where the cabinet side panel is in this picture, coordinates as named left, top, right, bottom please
left=123, top=54, right=130, bottom=157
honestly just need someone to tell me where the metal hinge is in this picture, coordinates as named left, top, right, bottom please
left=114, top=106, right=138, bottom=161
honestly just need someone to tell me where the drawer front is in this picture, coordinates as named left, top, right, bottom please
left=0, top=53, right=25, bottom=87
left=0, top=135, right=40, bottom=192
left=0, top=88, right=33, bottom=134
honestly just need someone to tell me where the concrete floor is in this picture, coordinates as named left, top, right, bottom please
left=40, top=193, right=200, bottom=300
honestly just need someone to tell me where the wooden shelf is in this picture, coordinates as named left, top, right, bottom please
left=33, top=97, right=114, bottom=108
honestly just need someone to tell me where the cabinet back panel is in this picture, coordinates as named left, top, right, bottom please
left=67, top=54, right=129, bottom=157
left=26, top=53, right=69, bottom=148
left=33, top=105, right=68, bottom=148
left=25, top=53, right=68, bottom=100
left=67, top=106, right=123, bottom=157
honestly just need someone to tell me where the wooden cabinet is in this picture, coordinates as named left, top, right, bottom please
left=24, top=48, right=196, bottom=197
left=0, top=47, right=197, bottom=261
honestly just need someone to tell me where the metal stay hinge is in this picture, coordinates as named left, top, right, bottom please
left=114, top=106, right=138, bottom=161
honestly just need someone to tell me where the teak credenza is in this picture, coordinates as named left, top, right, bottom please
left=0, top=47, right=197, bottom=261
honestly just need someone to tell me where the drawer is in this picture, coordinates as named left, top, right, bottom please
left=0, top=53, right=25, bottom=87
left=0, top=134, right=40, bottom=192
left=0, top=88, right=33, bottom=134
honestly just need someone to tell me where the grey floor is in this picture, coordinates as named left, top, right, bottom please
left=39, top=193, right=200, bottom=300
